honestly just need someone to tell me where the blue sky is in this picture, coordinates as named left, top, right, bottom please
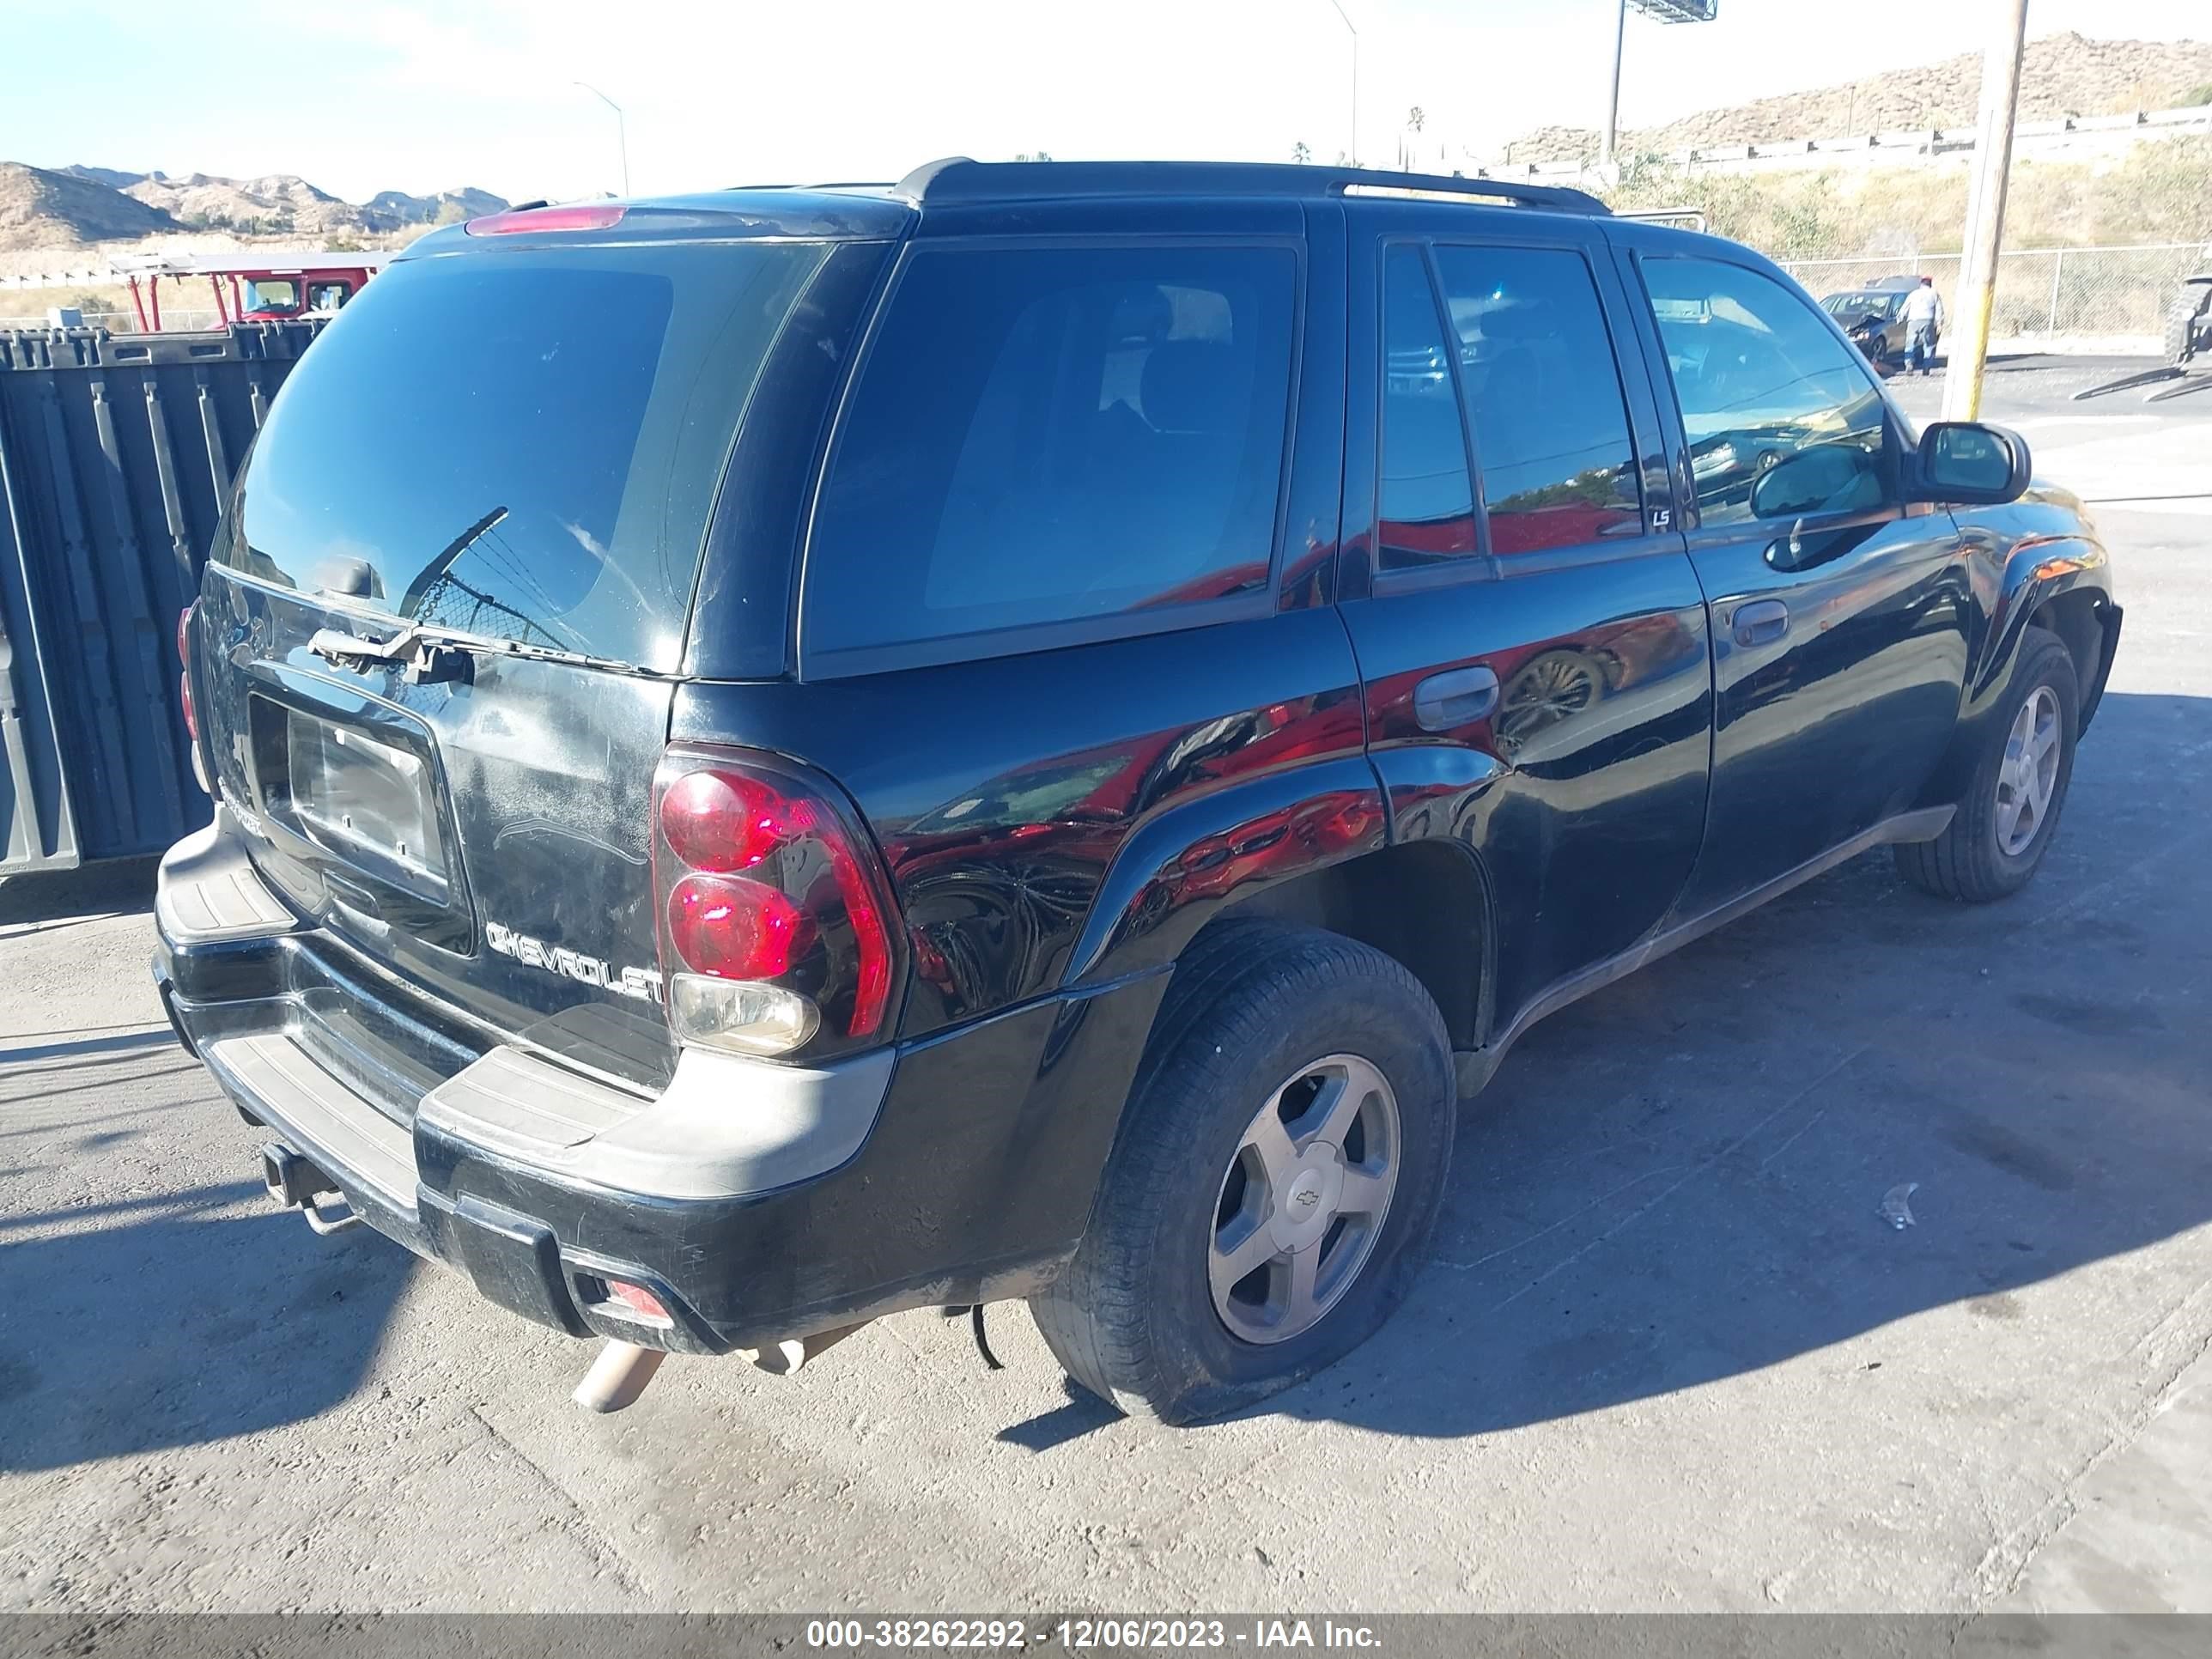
left=3, top=0, right=2205, bottom=205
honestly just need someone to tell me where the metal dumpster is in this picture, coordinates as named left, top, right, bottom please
left=0, top=322, right=320, bottom=874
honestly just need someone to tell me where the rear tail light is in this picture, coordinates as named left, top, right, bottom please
left=652, top=747, right=901, bottom=1059
left=464, top=203, right=627, bottom=236
left=177, top=605, right=197, bottom=741
left=177, top=605, right=212, bottom=795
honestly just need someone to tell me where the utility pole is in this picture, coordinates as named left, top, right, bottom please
left=1942, top=0, right=2029, bottom=422
left=574, top=81, right=630, bottom=198
left=1602, top=0, right=1628, bottom=167
left=1327, top=0, right=1359, bottom=165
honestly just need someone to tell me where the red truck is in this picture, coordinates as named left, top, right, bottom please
left=114, top=252, right=386, bottom=331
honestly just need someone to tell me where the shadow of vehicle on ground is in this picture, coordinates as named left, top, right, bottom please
left=0, top=855, right=159, bottom=933
left=0, top=1178, right=416, bottom=1473
left=1002, top=690, right=2212, bottom=1444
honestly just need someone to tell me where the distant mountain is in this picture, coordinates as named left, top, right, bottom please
left=362, top=185, right=509, bottom=228
left=6, top=164, right=513, bottom=246
left=125, top=171, right=369, bottom=236
left=58, top=163, right=154, bottom=190
left=0, top=161, right=181, bottom=250
left=1504, top=31, right=2212, bottom=164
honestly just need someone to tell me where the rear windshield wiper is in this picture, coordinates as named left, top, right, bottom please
left=307, top=620, right=669, bottom=683
left=306, top=503, right=672, bottom=680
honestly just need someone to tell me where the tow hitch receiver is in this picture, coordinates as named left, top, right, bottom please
left=261, top=1142, right=363, bottom=1235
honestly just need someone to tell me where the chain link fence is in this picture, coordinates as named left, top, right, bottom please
left=1777, top=243, right=2205, bottom=352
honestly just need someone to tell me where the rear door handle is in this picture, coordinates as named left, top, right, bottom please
left=1733, top=599, right=1790, bottom=647
left=1413, top=664, right=1500, bottom=732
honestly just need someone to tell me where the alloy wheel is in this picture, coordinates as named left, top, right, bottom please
left=1996, top=685, right=2062, bottom=857
left=1208, top=1054, right=1401, bottom=1346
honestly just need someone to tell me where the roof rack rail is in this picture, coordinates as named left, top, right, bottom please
left=892, top=158, right=1610, bottom=216
left=1614, top=205, right=1708, bottom=233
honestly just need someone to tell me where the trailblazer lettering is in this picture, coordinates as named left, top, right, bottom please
left=483, top=920, right=662, bottom=1001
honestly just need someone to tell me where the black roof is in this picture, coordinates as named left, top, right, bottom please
left=890, top=157, right=1610, bottom=217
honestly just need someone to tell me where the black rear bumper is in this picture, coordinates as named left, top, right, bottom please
left=155, top=814, right=1167, bottom=1356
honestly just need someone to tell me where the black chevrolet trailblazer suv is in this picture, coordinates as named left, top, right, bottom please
left=156, top=160, right=2121, bottom=1425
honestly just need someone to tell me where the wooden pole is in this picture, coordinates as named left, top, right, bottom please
left=1942, top=0, right=2031, bottom=421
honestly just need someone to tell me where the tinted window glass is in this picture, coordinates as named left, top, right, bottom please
left=1644, top=257, right=1890, bottom=527
left=1431, top=245, right=1642, bottom=555
left=1824, top=292, right=1899, bottom=322
left=230, top=241, right=829, bottom=672
left=1378, top=244, right=1477, bottom=571
left=805, top=245, right=1296, bottom=658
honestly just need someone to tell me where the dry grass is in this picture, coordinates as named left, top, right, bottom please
left=1606, top=137, right=2212, bottom=259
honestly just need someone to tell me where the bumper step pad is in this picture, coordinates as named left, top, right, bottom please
left=204, top=1031, right=418, bottom=1214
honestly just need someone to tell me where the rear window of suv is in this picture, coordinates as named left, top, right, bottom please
left=801, top=243, right=1297, bottom=667
left=225, top=240, right=830, bottom=673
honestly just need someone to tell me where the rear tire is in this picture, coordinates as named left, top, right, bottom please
left=2166, top=297, right=2198, bottom=366
left=1029, top=921, right=1455, bottom=1425
left=1895, top=629, right=2079, bottom=903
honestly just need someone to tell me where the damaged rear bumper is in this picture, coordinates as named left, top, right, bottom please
left=155, top=810, right=1164, bottom=1357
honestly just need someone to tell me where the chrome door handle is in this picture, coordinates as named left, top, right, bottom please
left=1413, top=664, right=1500, bottom=732
left=1733, top=599, right=1790, bottom=647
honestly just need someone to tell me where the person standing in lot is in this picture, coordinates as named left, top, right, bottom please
left=1903, top=276, right=1945, bottom=376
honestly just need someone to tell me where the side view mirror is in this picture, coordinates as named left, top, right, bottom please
left=1916, top=421, right=2031, bottom=505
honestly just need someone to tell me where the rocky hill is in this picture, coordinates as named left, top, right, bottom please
left=1507, top=31, right=2212, bottom=164
left=0, top=163, right=511, bottom=252
left=362, top=185, right=510, bottom=228
left=125, top=172, right=371, bottom=236
left=0, top=162, right=180, bottom=249
left=57, top=164, right=150, bottom=191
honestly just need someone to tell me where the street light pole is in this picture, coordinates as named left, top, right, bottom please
left=1942, top=0, right=2030, bottom=422
left=1602, top=0, right=1627, bottom=167
left=574, top=80, right=629, bottom=198
left=1327, top=0, right=1359, bottom=165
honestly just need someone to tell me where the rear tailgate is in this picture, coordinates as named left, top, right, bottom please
left=195, top=219, right=860, bottom=1100
left=200, top=581, right=680, bottom=1091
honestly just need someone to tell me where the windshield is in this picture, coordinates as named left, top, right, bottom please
left=1823, top=293, right=1899, bottom=320
left=226, top=239, right=829, bottom=672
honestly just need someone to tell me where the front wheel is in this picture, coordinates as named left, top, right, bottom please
left=1895, top=629, right=2079, bottom=902
left=1029, top=922, right=1455, bottom=1425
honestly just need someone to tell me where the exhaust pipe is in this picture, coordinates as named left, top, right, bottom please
left=573, top=1341, right=668, bottom=1413
left=739, top=1321, right=867, bottom=1376
left=571, top=1320, right=873, bottom=1413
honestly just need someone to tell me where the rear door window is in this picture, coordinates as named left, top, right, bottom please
left=1430, top=244, right=1642, bottom=555
left=802, top=244, right=1297, bottom=665
left=228, top=240, right=830, bottom=672
left=1377, top=244, right=1479, bottom=572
